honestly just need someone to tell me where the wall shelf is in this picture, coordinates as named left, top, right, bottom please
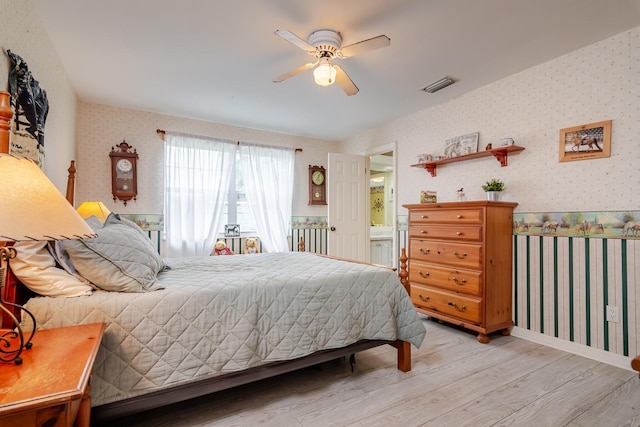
left=411, top=145, right=525, bottom=177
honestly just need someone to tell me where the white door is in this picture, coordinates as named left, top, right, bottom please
left=327, top=153, right=367, bottom=261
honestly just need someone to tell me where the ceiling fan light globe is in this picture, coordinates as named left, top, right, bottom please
left=313, top=63, right=337, bottom=86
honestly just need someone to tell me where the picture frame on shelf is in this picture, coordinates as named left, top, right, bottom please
left=559, top=120, right=611, bottom=162
left=224, top=224, right=240, bottom=237
left=444, top=132, right=479, bottom=158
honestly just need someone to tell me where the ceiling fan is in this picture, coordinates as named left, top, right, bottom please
left=273, top=29, right=390, bottom=96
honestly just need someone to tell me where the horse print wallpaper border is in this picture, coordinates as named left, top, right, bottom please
left=513, top=210, right=640, bottom=239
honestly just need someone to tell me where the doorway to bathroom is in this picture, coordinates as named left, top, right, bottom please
left=369, top=150, right=395, bottom=267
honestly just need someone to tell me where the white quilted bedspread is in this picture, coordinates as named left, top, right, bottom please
left=24, top=252, right=426, bottom=407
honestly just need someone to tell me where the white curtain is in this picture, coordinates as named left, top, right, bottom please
left=240, top=143, right=294, bottom=252
left=164, top=134, right=235, bottom=257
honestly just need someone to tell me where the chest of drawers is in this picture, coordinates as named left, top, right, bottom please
left=403, top=201, right=517, bottom=343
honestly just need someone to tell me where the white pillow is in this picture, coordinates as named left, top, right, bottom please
left=10, top=241, right=94, bottom=297
left=62, top=213, right=165, bottom=292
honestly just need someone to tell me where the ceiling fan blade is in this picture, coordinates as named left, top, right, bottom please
left=274, top=29, right=316, bottom=54
left=334, top=65, right=359, bottom=96
left=273, top=62, right=317, bottom=83
left=339, top=35, right=390, bottom=58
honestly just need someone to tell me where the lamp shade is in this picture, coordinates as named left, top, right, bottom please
left=313, top=59, right=336, bottom=87
left=77, top=201, right=111, bottom=223
left=0, top=154, right=96, bottom=241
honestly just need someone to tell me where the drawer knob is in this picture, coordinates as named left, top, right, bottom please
left=452, top=276, right=467, bottom=285
left=456, top=231, right=462, bottom=236
left=452, top=251, right=467, bottom=259
left=421, top=214, right=428, bottom=219
left=456, top=214, right=462, bottom=219
left=448, top=301, right=467, bottom=312
left=419, top=294, right=430, bottom=302
left=418, top=271, right=430, bottom=278
left=418, top=247, right=430, bottom=254
left=420, top=230, right=427, bottom=234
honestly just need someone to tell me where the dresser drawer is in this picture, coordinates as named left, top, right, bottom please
left=409, top=224, right=482, bottom=241
left=410, top=284, right=482, bottom=323
left=410, top=239, right=482, bottom=269
left=409, top=208, right=482, bottom=224
left=409, top=260, right=482, bottom=296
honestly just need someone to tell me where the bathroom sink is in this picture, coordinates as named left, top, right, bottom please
left=370, top=226, right=393, bottom=239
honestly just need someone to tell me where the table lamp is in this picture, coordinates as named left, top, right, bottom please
left=0, top=154, right=96, bottom=364
left=77, top=200, right=111, bottom=223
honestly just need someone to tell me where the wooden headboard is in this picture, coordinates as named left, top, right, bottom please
left=0, top=90, right=77, bottom=328
left=0, top=91, right=12, bottom=153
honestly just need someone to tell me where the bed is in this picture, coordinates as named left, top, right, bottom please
left=23, top=250, right=425, bottom=419
left=0, top=112, right=425, bottom=423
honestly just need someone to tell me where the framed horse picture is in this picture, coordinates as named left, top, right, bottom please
left=559, top=120, right=611, bottom=162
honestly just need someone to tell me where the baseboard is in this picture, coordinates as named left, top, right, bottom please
left=511, top=327, right=634, bottom=372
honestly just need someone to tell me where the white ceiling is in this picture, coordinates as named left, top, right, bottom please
left=32, top=0, right=640, bottom=142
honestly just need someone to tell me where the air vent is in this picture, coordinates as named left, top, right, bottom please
left=421, top=76, right=455, bottom=93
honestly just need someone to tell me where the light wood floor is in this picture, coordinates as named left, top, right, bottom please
left=99, top=317, right=640, bottom=427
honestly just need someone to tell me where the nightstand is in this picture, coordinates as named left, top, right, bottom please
left=0, top=322, right=105, bottom=427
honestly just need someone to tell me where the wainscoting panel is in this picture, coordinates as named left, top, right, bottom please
left=513, top=234, right=639, bottom=359
left=290, top=227, right=328, bottom=253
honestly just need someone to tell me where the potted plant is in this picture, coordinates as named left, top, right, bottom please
left=482, top=178, right=504, bottom=201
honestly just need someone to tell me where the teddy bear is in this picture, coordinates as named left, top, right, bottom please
left=211, top=239, right=234, bottom=256
left=243, top=237, right=260, bottom=254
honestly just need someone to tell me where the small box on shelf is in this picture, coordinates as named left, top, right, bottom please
left=420, top=190, right=437, bottom=203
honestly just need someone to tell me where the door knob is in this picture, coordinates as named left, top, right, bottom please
left=330, top=226, right=336, bottom=231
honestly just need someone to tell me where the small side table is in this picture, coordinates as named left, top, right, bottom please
left=0, top=322, right=105, bottom=427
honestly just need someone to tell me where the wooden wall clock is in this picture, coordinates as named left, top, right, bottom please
left=308, top=165, right=326, bottom=205
left=109, top=140, right=138, bottom=206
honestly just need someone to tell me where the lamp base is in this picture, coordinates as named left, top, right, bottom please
left=0, top=247, right=36, bottom=364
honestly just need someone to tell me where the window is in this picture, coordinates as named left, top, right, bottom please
left=222, top=151, right=256, bottom=235
left=164, top=133, right=294, bottom=256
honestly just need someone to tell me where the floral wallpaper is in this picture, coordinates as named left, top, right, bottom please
left=75, top=103, right=338, bottom=217
left=340, top=27, right=640, bottom=214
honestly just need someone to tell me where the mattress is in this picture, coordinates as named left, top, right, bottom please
left=24, top=252, right=426, bottom=406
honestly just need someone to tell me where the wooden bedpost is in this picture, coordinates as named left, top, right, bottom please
left=0, top=91, right=12, bottom=329
left=66, top=160, right=77, bottom=205
left=399, top=247, right=409, bottom=293
left=396, top=249, right=412, bottom=371
left=0, top=91, right=11, bottom=154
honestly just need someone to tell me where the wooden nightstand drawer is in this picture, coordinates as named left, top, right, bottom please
left=410, top=284, right=482, bottom=323
left=409, top=260, right=482, bottom=296
left=409, top=208, right=482, bottom=224
left=409, top=224, right=482, bottom=241
left=410, top=239, right=482, bottom=269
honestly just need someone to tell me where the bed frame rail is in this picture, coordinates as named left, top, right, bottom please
left=92, top=339, right=408, bottom=422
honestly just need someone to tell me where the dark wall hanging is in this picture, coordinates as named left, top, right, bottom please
left=6, top=50, right=49, bottom=167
